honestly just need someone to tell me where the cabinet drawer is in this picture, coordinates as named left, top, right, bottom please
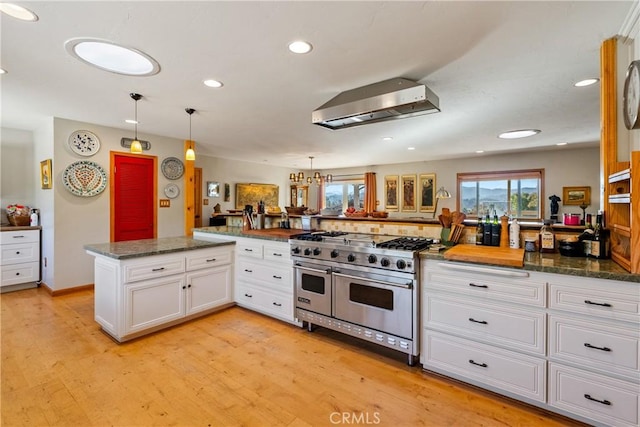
left=425, top=295, right=545, bottom=355
left=263, top=243, right=291, bottom=262
left=549, top=314, right=639, bottom=379
left=549, top=362, right=639, bottom=427
left=549, top=280, right=639, bottom=324
left=186, top=246, right=233, bottom=271
left=236, top=241, right=263, bottom=259
left=0, top=230, right=39, bottom=244
left=237, top=259, right=292, bottom=292
left=423, top=331, right=546, bottom=402
left=0, top=242, right=39, bottom=265
left=236, top=282, right=294, bottom=320
left=424, top=261, right=545, bottom=308
left=1, top=261, right=39, bottom=286
left=123, top=255, right=185, bottom=283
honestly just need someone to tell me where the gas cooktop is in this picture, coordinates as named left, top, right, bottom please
left=292, top=232, right=433, bottom=252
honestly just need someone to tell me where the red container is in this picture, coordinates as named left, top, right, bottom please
left=563, top=213, right=581, bottom=226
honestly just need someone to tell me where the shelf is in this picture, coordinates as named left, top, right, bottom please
left=612, top=224, right=631, bottom=238
left=608, top=168, right=631, bottom=183
left=608, top=194, right=631, bottom=204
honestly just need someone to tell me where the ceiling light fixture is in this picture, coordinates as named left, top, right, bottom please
left=498, top=129, right=541, bottom=139
left=65, top=38, right=160, bottom=76
left=0, top=68, right=6, bottom=74
left=129, top=93, right=143, bottom=154
left=556, top=142, right=568, bottom=146
left=382, top=136, right=393, bottom=141
left=288, top=41, right=313, bottom=54
left=0, top=3, right=38, bottom=21
left=574, top=78, right=599, bottom=87
left=185, top=108, right=196, bottom=161
left=290, top=156, right=331, bottom=185
left=203, top=79, right=223, bottom=88
left=407, top=147, right=416, bottom=150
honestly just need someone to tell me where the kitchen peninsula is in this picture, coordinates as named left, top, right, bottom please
left=85, top=236, right=235, bottom=342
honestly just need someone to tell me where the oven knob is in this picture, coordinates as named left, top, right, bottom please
left=380, top=258, right=390, bottom=267
left=347, top=254, right=356, bottom=262
left=331, top=250, right=339, bottom=258
left=292, top=246, right=300, bottom=254
left=304, top=248, right=312, bottom=256
left=313, top=248, right=321, bottom=256
left=368, top=254, right=377, bottom=264
left=396, top=259, right=407, bottom=269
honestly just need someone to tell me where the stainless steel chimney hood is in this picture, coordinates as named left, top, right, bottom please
left=312, top=78, right=440, bottom=130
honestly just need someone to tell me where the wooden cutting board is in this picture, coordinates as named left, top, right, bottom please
left=444, top=244, right=525, bottom=267
left=242, top=228, right=309, bottom=240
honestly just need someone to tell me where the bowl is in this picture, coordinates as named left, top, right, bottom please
left=320, top=208, right=341, bottom=216
left=285, top=206, right=306, bottom=215
left=558, top=239, right=585, bottom=257
left=343, top=210, right=368, bottom=217
left=369, top=211, right=389, bottom=218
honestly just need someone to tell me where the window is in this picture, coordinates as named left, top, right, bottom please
left=457, top=169, right=544, bottom=220
left=324, top=177, right=365, bottom=211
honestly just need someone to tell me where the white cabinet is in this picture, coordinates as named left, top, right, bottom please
left=0, top=229, right=40, bottom=291
left=90, top=245, right=233, bottom=342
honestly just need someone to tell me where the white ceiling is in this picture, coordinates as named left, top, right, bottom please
left=0, top=1, right=634, bottom=171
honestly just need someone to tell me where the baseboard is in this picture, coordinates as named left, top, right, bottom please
left=42, top=283, right=94, bottom=296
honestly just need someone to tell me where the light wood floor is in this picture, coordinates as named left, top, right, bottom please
left=1, top=287, right=584, bottom=427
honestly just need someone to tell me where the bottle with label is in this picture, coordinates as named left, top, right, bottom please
left=580, top=214, right=594, bottom=257
left=539, top=221, right=555, bottom=253
left=483, top=212, right=492, bottom=246
left=590, top=213, right=610, bottom=259
left=491, top=210, right=501, bottom=246
left=509, top=218, right=520, bottom=249
left=475, top=218, right=484, bottom=245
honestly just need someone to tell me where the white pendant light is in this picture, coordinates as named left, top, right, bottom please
left=185, top=108, right=196, bottom=161
left=129, top=93, right=143, bottom=154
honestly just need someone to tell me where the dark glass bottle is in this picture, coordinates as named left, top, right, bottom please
left=579, top=215, right=594, bottom=257
left=483, top=212, right=492, bottom=246
left=491, top=210, right=501, bottom=246
left=590, top=213, right=610, bottom=259
left=475, top=218, right=484, bottom=245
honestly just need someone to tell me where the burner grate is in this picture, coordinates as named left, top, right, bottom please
left=377, top=237, right=433, bottom=252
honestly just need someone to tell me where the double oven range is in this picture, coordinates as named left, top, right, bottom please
left=290, top=231, right=432, bottom=365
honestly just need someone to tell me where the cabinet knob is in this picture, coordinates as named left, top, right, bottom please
left=16, top=251, right=20, bottom=255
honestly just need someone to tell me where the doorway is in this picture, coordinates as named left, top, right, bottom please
left=111, top=152, right=157, bottom=242
left=194, top=167, right=202, bottom=228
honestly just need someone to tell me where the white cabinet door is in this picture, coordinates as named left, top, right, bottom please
left=185, top=264, right=232, bottom=315
left=124, top=276, right=185, bottom=334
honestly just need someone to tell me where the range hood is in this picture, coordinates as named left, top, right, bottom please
left=312, top=77, right=440, bottom=130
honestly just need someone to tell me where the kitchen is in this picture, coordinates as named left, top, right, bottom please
left=2, top=1, right=639, bottom=426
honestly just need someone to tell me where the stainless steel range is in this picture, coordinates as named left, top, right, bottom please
left=289, top=231, right=432, bottom=365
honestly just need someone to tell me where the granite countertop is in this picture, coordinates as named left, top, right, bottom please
left=1, top=225, right=42, bottom=232
left=84, top=236, right=235, bottom=260
left=193, top=226, right=308, bottom=242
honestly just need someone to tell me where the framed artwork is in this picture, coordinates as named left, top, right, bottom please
left=224, top=183, right=230, bottom=202
left=563, top=186, right=591, bottom=206
left=400, top=174, right=417, bottom=212
left=384, top=175, right=399, bottom=211
left=207, top=181, right=220, bottom=197
left=236, top=183, right=278, bottom=210
left=419, top=173, right=436, bottom=213
left=40, top=159, right=52, bottom=189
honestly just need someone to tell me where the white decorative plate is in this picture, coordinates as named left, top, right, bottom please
left=164, top=183, right=180, bottom=199
left=62, top=160, right=107, bottom=197
left=68, top=130, right=100, bottom=156
left=161, top=157, right=185, bottom=180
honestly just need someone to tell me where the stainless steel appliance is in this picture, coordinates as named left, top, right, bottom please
left=290, top=231, right=432, bottom=365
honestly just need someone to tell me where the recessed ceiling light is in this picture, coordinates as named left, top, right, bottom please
left=288, top=41, right=313, bottom=54
left=0, top=3, right=38, bottom=21
left=382, top=136, right=393, bottom=141
left=475, top=150, right=484, bottom=154
left=556, top=142, right=568, bottom=146
left=498, top=129, right=541, bottom=139
left=125, top=119, right=138, bottom=124
left=64, top=38, right=160, bottom=76
left=574, top=78, right=599, bottom=87
left=0, top=68, right=6, bottom=74
left=407, top=147, right=416, bottom=151
left=203, top=79, right=223, bottom=88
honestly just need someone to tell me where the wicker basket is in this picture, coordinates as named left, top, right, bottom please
left=8, top=215, right=30, bottom=226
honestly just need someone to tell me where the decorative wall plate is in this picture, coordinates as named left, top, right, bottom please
left=164, top=183, right=180, bottom=199
left=161, top=157, right=185, bottom=180
left=62, top=160, right=107, bottom=197
left=68, top=130, right=101, bottom=156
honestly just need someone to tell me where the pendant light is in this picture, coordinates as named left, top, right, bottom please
left=185, top=108, right=196, bottom=161
left=289, top=156, right=332, bottom=185
left=129, top=93, right=143, bottom=154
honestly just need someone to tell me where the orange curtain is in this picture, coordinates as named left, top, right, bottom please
left=364, top=172, right=376, bottom=213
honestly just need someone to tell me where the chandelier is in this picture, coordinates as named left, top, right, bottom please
left=290, top=156, right=332, bottom=185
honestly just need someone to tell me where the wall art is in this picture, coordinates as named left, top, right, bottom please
left=40, top=159, right=52, bottom=189
left=400, top=174, right=416, bottom=212
left=384, top=175, right=399, bottom=211
left=419, top=173, right=436, bottom=213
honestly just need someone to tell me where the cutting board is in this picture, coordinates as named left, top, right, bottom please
left=444, top=244, right=525, bottom=267
left=242, top=228, right=308, bottom=240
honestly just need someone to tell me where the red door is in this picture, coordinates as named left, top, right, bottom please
left=112, top=153, right=156, bottom=242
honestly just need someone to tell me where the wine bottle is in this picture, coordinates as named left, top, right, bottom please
left=539, top=220, right=555, bottom=253
left=475, top=218, right=484, bottom=245
left=483, top=212, right=492, bottom=246
left=590, top=213, right=610, bottom=259
left=580, top=215, right=594, bottom=257
left=491, top=210, right=501, bottom=246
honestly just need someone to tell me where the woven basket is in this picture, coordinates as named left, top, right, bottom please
left=8, top=215, right=30, bottom=226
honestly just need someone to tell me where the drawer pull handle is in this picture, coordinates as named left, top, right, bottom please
left=273, top=275, right=282, bottom=279
left=468, top=360, right=488, bottom=368
left=206, top=258, right=217, bottom=262
left=584, top=343, right=612, bottom=352
left=12, top=235, right=25, bottom=238
left=584, top=394, right=611, bottom=406
left=244, top=269, right=253, bottom=273
left=272, top=302, right=282, bottom=307
left=272, top=253, right=283, bottom=256
left=469, top=283, right=488, bottom=288
left=152, top=267, right=165, bottom=272
left=469, top=318, right=488, bottom=325
left=584, top=300, right=612, bottom=307
left=244, top=248, right=253, bottom=252
left=244, top=293, right=253, bottom=298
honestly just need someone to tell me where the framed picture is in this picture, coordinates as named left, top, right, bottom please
left=207, top=181, right=220, bottom=197
left=235, top=183, right=279, bottom=210
left=384, top=175, right=399, bottom=211
left=419, top=173, right=436, bottom=213
left=40, top=159, right=52, bottom=189
left=224, top=183, right=230, bottom=202
left=400, top=174, right=417, bottom=212
left=562, top=186, right=591, bottom=206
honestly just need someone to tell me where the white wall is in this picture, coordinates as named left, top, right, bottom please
left=0, top=127, right=36, bottom=219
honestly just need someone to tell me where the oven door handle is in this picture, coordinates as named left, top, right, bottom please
left=294, top=264, right=332, bottom=275
left=333, top=272, right=413, bottom=290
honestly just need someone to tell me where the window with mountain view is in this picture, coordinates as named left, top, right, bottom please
left=324, top=177, right=365, bottom=211
left=457, top=169, right=544, bottom=220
